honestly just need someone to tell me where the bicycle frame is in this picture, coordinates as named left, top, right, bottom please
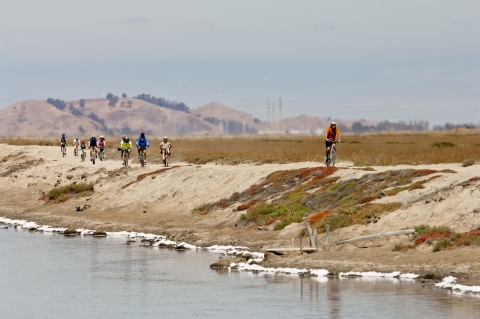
left=326, top=140, right=337, bottom=167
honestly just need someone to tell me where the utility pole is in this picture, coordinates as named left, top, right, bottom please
left=271, top=101, right=276, bottom=132
left=267, top=99, right=271, bottom=132
left=278, top=98, right=283, bottom=133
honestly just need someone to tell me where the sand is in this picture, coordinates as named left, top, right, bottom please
left=1, top=143, right=480, bottom=286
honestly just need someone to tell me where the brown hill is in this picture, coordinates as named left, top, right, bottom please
left=0, top=98, right=378, bottom=137
left=192, top=102, right=264, bottom=134
left=0, top=100, right=100, bottom=137
left=67, top=98, right=220, bottom=136
left=0, top=98, right=220, bottom=137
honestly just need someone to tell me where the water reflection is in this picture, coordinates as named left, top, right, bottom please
left=327, top=279, right=341, bottom=319
left=1, top=226, right=479, bottom=319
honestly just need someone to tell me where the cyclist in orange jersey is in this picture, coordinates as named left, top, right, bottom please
left=325, top=121, right=341, bottom=163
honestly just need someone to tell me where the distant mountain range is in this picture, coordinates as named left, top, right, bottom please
left=0, top=98, right=375, bottom=137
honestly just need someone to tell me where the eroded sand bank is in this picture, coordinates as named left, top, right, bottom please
left=1, top=144, right=480, bottom=287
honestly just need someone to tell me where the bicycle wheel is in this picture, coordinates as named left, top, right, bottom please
left=92, top=153, right=96, bottom=165
left=165, top=157, right=168, bottom=167
left=74, top=148, right=78, bottom=156
left=124, top=154, right=128, bottom=166
left=331, top=150, right=336, bottom=167
left=139, top=152, right=144, bottom=167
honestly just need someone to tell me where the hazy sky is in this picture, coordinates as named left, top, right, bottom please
left=0, top=0, right=478, bottom=125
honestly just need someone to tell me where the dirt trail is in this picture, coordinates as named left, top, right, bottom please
left=1, top=144, right=480, bottom=286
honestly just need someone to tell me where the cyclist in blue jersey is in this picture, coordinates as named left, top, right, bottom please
left=136, top=132, right=150, bottom=165
left=89, top=134, right=98, bottom=161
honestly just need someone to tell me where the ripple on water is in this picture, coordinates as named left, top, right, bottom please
left=0, top=225, right=479, bottom=319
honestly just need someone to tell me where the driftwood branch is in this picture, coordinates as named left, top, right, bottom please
left=325, top=229, right=415, bottom=246
left=265, top=229, right=414, bottom=253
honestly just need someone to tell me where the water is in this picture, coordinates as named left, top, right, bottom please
left=1, top=225, right=479, bottom=319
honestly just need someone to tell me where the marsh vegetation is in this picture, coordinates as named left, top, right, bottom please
left=2, top=131, right=478, bottom=166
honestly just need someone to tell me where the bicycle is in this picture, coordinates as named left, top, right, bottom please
left=161, top=149, right=170, bottom=167
left=119, top=148, right=129, bottom=166
left=326, top=140, right=337, bottom=167
left=81, top=149, right=86, bottom=162
left=91, top=148, right=97, bottom=165
left=164, top=152, right=169, bottom=167
left=99, top=147, right=105, bottom=161
left=139, top=147, right=147, bottom=167
left=61, top=143, right=66, bottom=157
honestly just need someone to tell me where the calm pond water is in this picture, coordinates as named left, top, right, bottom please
left=1, top=225, right=479, bottom=319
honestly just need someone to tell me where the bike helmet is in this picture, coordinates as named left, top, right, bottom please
left=92, top=134, right=95, bottom=137
left=100, top=135, right=104, bottom=139
left=330, top=121, right=336, bottom=125
left=75, top=136, right=78, bottom=139
left=122, top=135, right=126, bottom=139
left=81, top=140, right=85, bottom=144
left=62, top=133, right=65, bottom=137
left=163, top=136, right=168, bottom=139
left=140, top=132, right=145, bottom=136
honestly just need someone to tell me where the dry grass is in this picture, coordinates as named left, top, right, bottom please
left=2, top=132, right=480, bottom=165
left=0, top=137, right=58, bottom=146
left=173, top=133, right=480, bottom=166
left=45, top=182, right=94, bottom=203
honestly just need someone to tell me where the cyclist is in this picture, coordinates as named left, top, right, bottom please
left=80, top=139, right=87, bottom=158
left=159, top=136, right=172, bottom=164
left=325, top=121, right=341, bottom=163
left=89, top=134, right=98, bottom=161
left=98, top=135, right=106, bottom=159
left=73, top=136, right=80, bottom=155
left=120, top=135, right=132, bottom=161
left=60, top=133, right=67, bottom=154
left=136, top=132, right=150, bottom=165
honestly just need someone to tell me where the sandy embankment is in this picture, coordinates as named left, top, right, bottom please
left=1, top=144, right=480, bottom=286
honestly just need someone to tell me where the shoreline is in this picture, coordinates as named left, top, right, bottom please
left=2, top=216, right=480, bottom=295
left=2, top=144, right=480, bottom=292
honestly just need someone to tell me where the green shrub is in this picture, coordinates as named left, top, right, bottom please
left=392, top=243, right=403, bottom=251
left=312, top=202, right=402, bottom=233
left=462, top=158, right=476, bottom=167
left=47, top=183, right=94, bottom=202
left=431, top=142, right=455, bottom=148
left=456, top=235, right=480, bottom=247
left=433, top=238, right=451, bottom=252
left=273, top=212, right=305, bottom=231
left=412, top=225, right=451, bottom=241
left=192, top=202, right=215, bottom=214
